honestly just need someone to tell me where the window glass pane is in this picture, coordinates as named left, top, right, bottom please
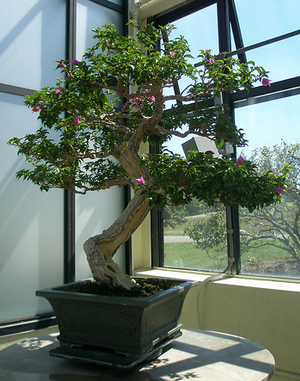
left=243, top=35, right=300, bottom=83
left=162, top=4, right=228, bottom=273
left=233, top=0, right=300, bottom=82
left=164, top=203, right=228, bottom=272
left=235, top=95, right=300, bottom=157
left=0, top=0, right=66, bottom=89
left=170, top=4, right=218, bottom=56
left=0, top=93, right=64, bottom=322
left=164, top=3, right=218, bottom=149
left=234, top=0, right=300, bottom=46
left=235, top=95, right=300, bottom=279
left=165, top=4, right=218, bottom=108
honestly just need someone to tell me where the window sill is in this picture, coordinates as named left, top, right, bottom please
left=136, top=268, right=300, bottom=293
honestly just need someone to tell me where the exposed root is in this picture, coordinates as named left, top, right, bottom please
left=83, top=237, right=137, bottom=290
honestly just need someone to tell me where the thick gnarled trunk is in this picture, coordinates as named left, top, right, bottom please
left=83, top=189, right=151, bottom=289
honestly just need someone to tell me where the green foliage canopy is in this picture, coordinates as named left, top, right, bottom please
left=8, top=22, right=287, bottom=212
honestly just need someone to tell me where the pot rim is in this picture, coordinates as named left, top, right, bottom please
left=36, top=278, right=197, bottom=306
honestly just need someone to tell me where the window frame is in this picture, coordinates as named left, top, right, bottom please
left=150, top=0, right=300, bottom=277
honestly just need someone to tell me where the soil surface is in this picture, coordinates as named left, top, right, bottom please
left=62, top=278, right=183, bottom=298
left=242, top=257, right=300, bottom=277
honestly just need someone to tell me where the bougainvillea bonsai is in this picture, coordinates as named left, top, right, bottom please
left=8, top=22, right=287, bottom=290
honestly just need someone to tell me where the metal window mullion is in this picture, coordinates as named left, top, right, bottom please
left=0, top=83, right=36, bottom=97
left=228, top=0, right=246, bottom=63
left=217, top=0, right=231, bottom=53
left=217, top=0, right=241, bottom=274
left=148, top=0, right=216, bottom=26
left=225, top=29, right=300, bottom=59
left=64, top=0, right=77, bottom=284
left=119, top=0, right=132, bottom=275
left=88, top=0, right=123, bottom=13
left=231, top=76, right=300, bottom=104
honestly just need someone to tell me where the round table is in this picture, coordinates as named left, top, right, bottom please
left=0, top=329, right=275, bottom=380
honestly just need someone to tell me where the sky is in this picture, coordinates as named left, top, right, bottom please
left=164, top=0, right=300, bottom=158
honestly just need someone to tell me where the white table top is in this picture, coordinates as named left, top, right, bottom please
left=0, top=329, right=275, bottom=380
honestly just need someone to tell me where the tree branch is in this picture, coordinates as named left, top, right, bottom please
left=55, top=149, right=112, bottom=167
left=59, top=178, right=130, bottom=194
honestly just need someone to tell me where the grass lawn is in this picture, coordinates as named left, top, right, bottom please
left=164, top=240, right=294, bottom=273
left=164, top=216, right=203, bottom=236
left=164, top=210, right=299, bottom=275
left=164, top=242, right=228, bottom=271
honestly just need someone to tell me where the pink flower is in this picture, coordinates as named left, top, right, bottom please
left=121, top=107, right=126, bottom=113
left=125, top=101, right=132, bottom=106
left=237, top=155, right=244, bottom=165
left=205, top=49, right=212, bottom=54
left=67, top=72, right=73, bottom=78
left=39, top=104, right=45, bottom=110
left=262, top=77, right=272, bottom=87
left=74, top=117, right=80, bottom=124
left=148, top=96, right=155, bottom=102
left=133, top=97, right=141, bottom=103
left=137, top=104, right=143, bottom=109
left=31, top=105, right=40, bottom=112
left=55, top=87, right=64, bottom=94
left=209, top=58, right=215, bottom=64
left=275, top=187, right=285, bottom=195
left=71, top=58, right=80, bottom=65
left=169, top=52, right=176, bottom=56
left=136, top=176, right=145, bottom=185
left=58, top=60, right=66, bottom=68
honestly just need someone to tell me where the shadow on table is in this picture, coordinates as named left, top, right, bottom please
left=0, top=330, right=273, bottom=381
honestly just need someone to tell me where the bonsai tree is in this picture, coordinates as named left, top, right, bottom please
left=8, top=22, right=287, bottom=289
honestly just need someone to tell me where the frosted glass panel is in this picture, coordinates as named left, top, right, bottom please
left=75, top=1, right=124, bottom=280
left=0, top=0, right=66, bottom=89
left=0, top=93, right=64, bottom=321
left=76, top=189, right=126, bottom=280
left=76, top=0, right=122, bottom=59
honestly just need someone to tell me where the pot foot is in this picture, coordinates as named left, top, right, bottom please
left=49, top=329, right=182, bottom=370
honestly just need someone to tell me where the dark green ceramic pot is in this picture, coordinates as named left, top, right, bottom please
left=36, top=278, right=196, bottom=358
